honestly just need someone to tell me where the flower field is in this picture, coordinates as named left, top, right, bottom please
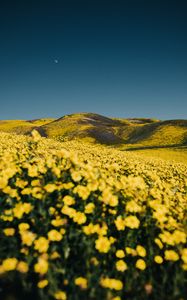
left=0, top=131, right=186, bottom=300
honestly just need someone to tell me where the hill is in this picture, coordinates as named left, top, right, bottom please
left=0, top=119, right=54, bottom=135
left=0, top=113, right=186, bottom=148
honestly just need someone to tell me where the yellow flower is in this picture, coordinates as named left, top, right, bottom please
left=50, top=251, right=61, bottom=260
left=116, top=260, right=128, bottom=272
left=95, top=236, right=111, bottom=253
left=125, top=216, right=140, bottom=229
left=125, top=247, right=137, bottom=256
left=2, top=258, right=18, bottom=271
left=17, top=261, right=29, bottom=273
left=21, top=230, right=36, bottom=246
left=181, top=248, right=187, bottom=263
left=182, top=264, right=187, bottom=271
left=154, top=256, right=163, bottom=264
left=61, top=206, right=76, bottom=218
left=116, top=250, right=125, bottom=258
left=31, top=179, right=40, bottom=186
left=102, top=189, right=119, bottom=207
left=85, top=203, right=95, bottom=214
left=75, top=277, right=88, bottom=289
left=34, top=258, right=48, bottom=275
left=63, top=195, right=75, bottom=206
left=54, top=291, right=67, bottom=300
left=3, top=228, right=15, bottom=236
left=13, top=203, right=33, bottom=219
left=136, top=245, right=146, bottom=257
left=49, top=207, right=56, bottom=215
left=154, top=238, right=163, bottom=249
left=45, top=183, right=57, bottom=193
left=73, top=212, right=87, bottom=224
left=20, top=248, right=29, bottom=255
left=73, top=185, right=90, bottom=200
left=34, top=237, right=49, bottom=253
left=108, top=195, right=118, bottom=207
left=51, top=219, right=64, bottom=227
left=100, top=278, right=123, bottom=290
left=71, top=171, right=82, bottom=182
left=0, top=177, right=8, bottom=189
left=173, top=230, right=186, bottom=244
left=48, top=230, right=63, bottom=241
left=164, top=250, right=179, bottom=261
left=90, top=257, right=99, bottom=266
left=135, top=259, right=146, bottom=270
left=126, top=200, right=142, bottom=213
left=37, top=279, right=48, bottom=288
left=60, top=228, right=66, bottom=235
left=19, top=223, right=30, bottom=231
left=115, top=216, right=125, bottom=231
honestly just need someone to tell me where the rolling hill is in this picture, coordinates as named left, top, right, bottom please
left=0, top=113, right=187, bottom=149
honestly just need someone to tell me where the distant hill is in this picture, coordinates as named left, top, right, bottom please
left=0, top=113, right=187, bottom=148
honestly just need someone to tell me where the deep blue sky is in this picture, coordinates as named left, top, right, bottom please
left=0, top=0, right=187, bottom=120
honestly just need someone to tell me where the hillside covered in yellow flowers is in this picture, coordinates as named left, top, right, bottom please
left=0, top=113, right=186, bottom=149
left=0, top=120, right=186, bottom=300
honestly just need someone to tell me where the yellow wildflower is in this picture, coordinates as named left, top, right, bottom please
left=136, top=245, right=146, bottom=257
left=50, top=251, right=61, bottom=260
left=37, top=279, right=48, bottom=288
left=21, top=230, right=36, bottom=246
left=154, top=256, right=163, bottom=264
left=85, top=203, right=95, bottom=214
left=34, top=258, right=48, bottom=275
left=100, top=278, right=123, bottom=290
left=45, top=183, right=57, bottom=193
left=3, top=228, right=15, bottom=236
left=125, top=247, right=137, bottom=256
left=2, top=258, right=18, bottom=271
left=54, top=291, right=67, bottom=300
left=34, top=237, right=49, bottom=253
left=116, top=260, right=128, bottom=272
left=95, top=236, right=111, bottom=253
left=17, top=261, right=29, bottom=273
left=125, top=215, right=140, bottom=229
left=165, top=250, right=179, bottom=261
left=115, top=216, right=125, bottom=231
left=18, top=223, right=30, bottom=231
left=116, top=250, right=125, bottom=258
left=135, top=259, right=146, bottom=270
left=63, top=195, right=75, bottom=206
left=75, top=277, right=88, bottom=289
left=154, top=238, right=163, bottom=249
left=73, top=212, right=87, bottom=224
left=48, top=230, right=63, bottom=241
left=51, top=219, right=64, bottom=227
left=181, top=248, right=187, bottom=263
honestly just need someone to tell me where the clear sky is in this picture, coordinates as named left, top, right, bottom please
left=0, top=0, right=187, bottom=120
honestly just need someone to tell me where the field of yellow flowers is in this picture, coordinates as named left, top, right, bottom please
left=0, top=131, right=186, bottom=300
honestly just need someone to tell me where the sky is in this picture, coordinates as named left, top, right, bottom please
left=0, top=0, right=187, bottom=120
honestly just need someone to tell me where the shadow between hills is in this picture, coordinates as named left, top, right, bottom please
left=125, top=144, right=187, bottom=151
left=25, top=127, right=48, bottom=137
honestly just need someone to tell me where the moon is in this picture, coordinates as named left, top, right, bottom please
left=54, top=59, right=59, bottom=64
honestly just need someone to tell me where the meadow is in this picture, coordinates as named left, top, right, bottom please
left=0, top=130, right=186, bottom=300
